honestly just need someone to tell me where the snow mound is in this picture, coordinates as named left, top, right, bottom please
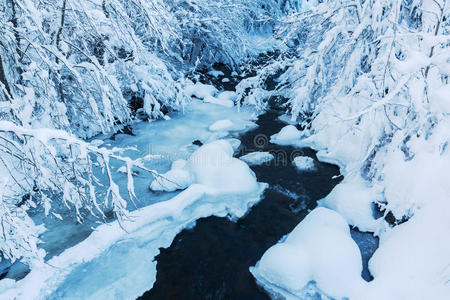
left=251, top=207, right=365, bottom=300
left=207, top=119, right=257, bottom=134
left=240, top=152, right=274, bottom=165
left=204, top=95, right=234, bottom=107
left=292, top=156, right=316, bottom=171
left=217, top=91, right=237, bottom=103
left=150, top=159, right=193, bottom=192
left=223, top=138, right=241, bottom=151
left=318, top=177, right=383, bottom=232
left=271, top=125, right=302, bottom=144
left=357, top=200, right=450, bottom=300
left=203, top=91, right=237, bottom=107
left=187, top=140, right=259, bottom=194
left=185, top=82, right=217, bottom=99
left=208, top=70, right=224, bottom=78
left=150, top=140, right=258, bottom=195
left=209, top=119, right=234, bottom=131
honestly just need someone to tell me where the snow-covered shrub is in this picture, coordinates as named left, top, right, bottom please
left=248, top=2, right=450, bottom=297
left=0, top=0, right=193, bottom=266
left=0, top=0, right=192, bottom=138
left=243, top=0, right=450, bottom=221
left=0, top=121, right=164, bottom=265
left=0, top=0, right=287, bottom=270
left=168, top=0, right=281, bottom=67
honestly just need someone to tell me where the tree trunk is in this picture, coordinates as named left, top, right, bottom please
left=56, top=0, right=67, bottom=103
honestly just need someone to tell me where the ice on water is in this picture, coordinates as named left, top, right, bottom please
left=3, top=97, right=267, bottom=300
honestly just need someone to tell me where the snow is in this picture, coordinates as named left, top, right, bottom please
left=3, top=182, right=266, bottom=300
left=251, top=207, right=366, bottom=300
left=207, top=119, right=257, bottom=134
left=278, top=114, right=298, bottom=125
left=256, top=77, right=450, bottom=300
left=292, top=156, right=316, bottom=171
left=204, top=95, right=233, bottom=107
left=149, top=159, right=192, bottom=192
left=187, top=140, right=260, bottom=194
left=381, top=131, right=450, bottom=219
left=358, top=200, right=450, bottom=300
left=0, top=99, right=265, bottom=300
left=150, top=139, right=259, bottom=195
left=208, top=70, right=225, bottom=78
left=4, top=1, right=449, bottom=298
left=239, top=152, right=274, bottom=165
left=90, top=139, right=104, bottom=147
left=430, top=84, right=450, bottom=114
left=201, top=91, right=237, bottom=108
left=184, top=82, right=218, bottom=99
left=209, top=119, right=234, bottom=131
left=223, top=138, right=241, bottom=151
left=217, top=91, right=237, bottom=103
left=261, top=115, right=450, bottom=299
left=318, top=176, right=384, bottom=232
left=259, top=124, right=450, bottom=300
left=271, top=125, right=302, bottom=144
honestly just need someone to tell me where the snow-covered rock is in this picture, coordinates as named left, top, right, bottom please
left=251, top=207, right=366, bottom=299
left=209, top=119, right=234, bottom=131
left=150, top=159, right=193, bottom=192
left=292, top=156, right=316, bottom=171
left=271, top=125, right=302, bottom=144
left=187, top=140, right=259, bottom=194
left=90, top=139, right=104, bottom=147
left=240, top=152, right=274, bottom=166
left=150, top=140, right=259, bottom=195
left=204, top=95, right=234, bottom=107
left=185, top=82, right=217, bottom=99
left=208, top=70, right=224, bottom=78
left=318, top=177, right=384, bottom=232
left=217, top=91, right=237, bottom=103
left=224, top=138, right=241, bottom=151
left=203, top=91, right=237, bottom=107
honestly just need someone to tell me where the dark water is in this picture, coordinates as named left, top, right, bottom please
left=138, top=109, right=379, bottom=299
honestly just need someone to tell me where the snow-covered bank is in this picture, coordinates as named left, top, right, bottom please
left=0, top=97, right=266, bottom=299
left=251, top=114, right=450, bottom=299
left=1, top=181, right=266, bottom=300
left=251, top=207, right=366, bottom=300
left=239, top=10, right=450, bottom=299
